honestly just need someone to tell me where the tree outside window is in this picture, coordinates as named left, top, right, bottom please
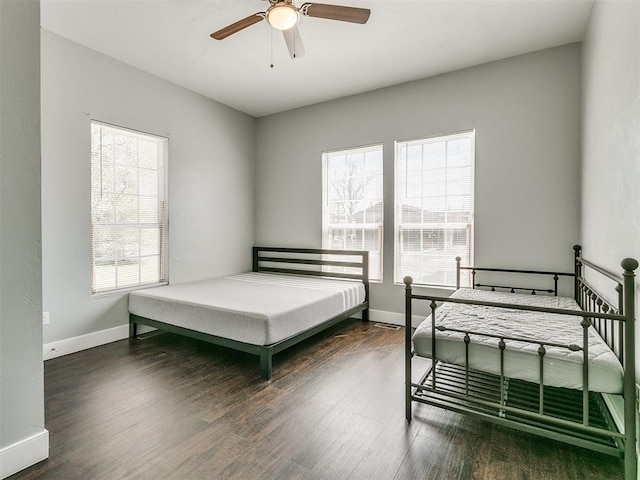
left=322, top=144, right=383, bottom=282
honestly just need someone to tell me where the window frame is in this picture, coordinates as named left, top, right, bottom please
left=90, top=120, right=169, bottom=296
left=321, top=143, right=384, bottom=283
left=394, top=130, right=475, bottom=288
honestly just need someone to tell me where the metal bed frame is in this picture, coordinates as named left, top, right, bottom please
left=130, top=246, right=369, bottom=381
left=404, top=245, right=637, bottom=479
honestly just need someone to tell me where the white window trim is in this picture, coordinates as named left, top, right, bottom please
left=90, top=120, right=169, bottom=295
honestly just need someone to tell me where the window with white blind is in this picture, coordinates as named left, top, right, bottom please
left=395, top=131, right=474, bottom=287
left=90, top=121, right=168, bottom=294
left=322, top=144, right=383, bottom=282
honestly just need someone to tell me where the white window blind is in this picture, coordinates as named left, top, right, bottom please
left=322, top=144, right=383, bottom=282
left=395, top=131, right=474, bottom=287
left=90, top=122, right=168, bottom=294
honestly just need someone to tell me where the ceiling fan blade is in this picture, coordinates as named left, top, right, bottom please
left=300, top=3, right=370, bottom=24
left=210, top=13, right=265, bottom=40
left=282, top=26, right=305, bottom=59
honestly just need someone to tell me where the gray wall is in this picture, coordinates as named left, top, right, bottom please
left=0, top=0, right=45, bottom=457
left=581, top=0, right=640, bottom=379
left=256, top=44, right=582, bottom=316
left=41, top=31, right=256, bottom=344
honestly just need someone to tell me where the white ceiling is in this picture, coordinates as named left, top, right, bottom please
left=41, top=0, right=594, bottom=117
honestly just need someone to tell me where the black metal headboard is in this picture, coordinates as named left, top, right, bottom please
left=455, top=257, right=574, bottom=295
left=252, top=246, right=369, bottom=302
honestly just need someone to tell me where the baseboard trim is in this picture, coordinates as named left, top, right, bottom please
left=602, top=393, right=625, bottom=433
left=602, top=390, right=639, bottom=466
left=43, top=324, right=129, bottom=360
left=42, top=309, right=428, bottom=361
left=0, top=430, right=49, bottom=479
left=368, top=309, right=426, bottom=328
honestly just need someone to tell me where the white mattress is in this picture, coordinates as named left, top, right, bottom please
left=412, top=288, right=623, bottom=393
left=128, top=272, right=366, bottom=346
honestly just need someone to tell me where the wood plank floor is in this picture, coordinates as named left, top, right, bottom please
left=12, top=320, right=623, bottom=479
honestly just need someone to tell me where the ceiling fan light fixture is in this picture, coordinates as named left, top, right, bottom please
left=266, top=4, right=299, bottom=31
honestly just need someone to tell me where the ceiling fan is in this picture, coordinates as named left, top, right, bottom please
left=210, top=1, right=371, bottom=59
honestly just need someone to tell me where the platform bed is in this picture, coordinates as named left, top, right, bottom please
left=404, top=245, right=637, bottom=480
left=129, top=247, right=369, bottom=380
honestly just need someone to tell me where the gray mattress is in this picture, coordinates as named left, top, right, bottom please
left=128, top=272, right=366, bottom=346
left=412, top=288, right=624, bottom=393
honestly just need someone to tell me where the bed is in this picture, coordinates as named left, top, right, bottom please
left=129, top=246, right=369, bottom=380
left=404, top=245, right=637, bottom=480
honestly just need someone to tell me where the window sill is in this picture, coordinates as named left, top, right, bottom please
left=91, top=281, right=168, bottom=298
left=393, top=281, right=457, bottom=292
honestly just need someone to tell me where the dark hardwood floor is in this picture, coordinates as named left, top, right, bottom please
left=12, top=320, right=623, bottom=479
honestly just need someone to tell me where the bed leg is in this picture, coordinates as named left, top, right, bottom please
left=361, top=308, right=369, bottom=322
left=405, top=384, right=412, bottom=421
left=405, top=276, right=413, bottom=422
left=260, top=348, right=273, bottom=381
left=621, top=258, right=638, bottom=480
left=129, top=319, right=137, bottom=338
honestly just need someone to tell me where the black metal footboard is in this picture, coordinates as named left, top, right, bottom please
left=404, top=245, right=637, bottom=480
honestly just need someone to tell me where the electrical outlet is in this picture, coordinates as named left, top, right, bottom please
left=43, top=311, right=50, bottom=325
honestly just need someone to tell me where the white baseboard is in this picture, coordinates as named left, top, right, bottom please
left=41, top=309, right=426, bottom=361
left=0, top=430, right=49, bottom=479
left=602, top=393, right=625, bottom=433
left=602, top=388, right=640, bottom=464
left=43, top=324, right=129, bottom=360
left=368, top=309, right=427, bottom=328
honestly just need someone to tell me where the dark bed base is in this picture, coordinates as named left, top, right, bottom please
left=130, top=246, right=370, bottom=380
left=405, top=245, right=637, bottom=480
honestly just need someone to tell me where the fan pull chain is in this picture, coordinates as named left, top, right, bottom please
left=293, top=27, right=297, bottom=58
left=270, top=28, right=274, bottom=68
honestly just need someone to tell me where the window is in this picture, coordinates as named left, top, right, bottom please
left=322, top=144, right=383, bottom=282
left=90, top=122, right=168, bottom=294
left=395, top=131, right=474, bottom=287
